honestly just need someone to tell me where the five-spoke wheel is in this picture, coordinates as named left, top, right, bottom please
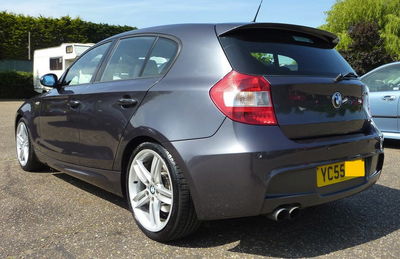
left=128, top=149, right=173, bottom=232
left=16, top=121, right=29, bottom=167
left=15, top=119, right=45, bottom=171
left=126, top=142, right=200, bottom=242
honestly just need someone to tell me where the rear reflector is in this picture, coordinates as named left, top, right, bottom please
left=210, top=71, right=277, bottom=125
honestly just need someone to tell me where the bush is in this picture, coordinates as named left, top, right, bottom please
left=0, top=71, right=38, bottom=99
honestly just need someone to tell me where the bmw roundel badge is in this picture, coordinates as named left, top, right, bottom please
left=332, top=92, right=343, bottom=109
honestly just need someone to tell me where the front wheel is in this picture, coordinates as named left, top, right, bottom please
left=126, top=142, right=200, bottom=242
left=16, top=119, right=45, bottom=171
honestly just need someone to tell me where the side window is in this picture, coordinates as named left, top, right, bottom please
left=50, top=57, right=63, bottom=70
left=63, top=42, right=111, bottom=86
left=362, top=64, right=400, bottom=92
left=142, top=38, right=178, bottom=77
left=100, top=37, right=155, bottom=82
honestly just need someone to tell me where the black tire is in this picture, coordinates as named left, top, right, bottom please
left=126, top=142, right=200, bottom=242
left=16, top=119, right=46, bottom=172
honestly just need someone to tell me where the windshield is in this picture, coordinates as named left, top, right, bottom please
left=219, top=29, right=355, bottom=77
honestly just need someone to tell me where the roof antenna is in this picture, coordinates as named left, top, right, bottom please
left=252, top=0, right=264, bottom=23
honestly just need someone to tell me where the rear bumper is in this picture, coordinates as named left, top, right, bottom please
left=259, top=156, right=382, bottom=214
left=171, top=119, right=384, bottom=220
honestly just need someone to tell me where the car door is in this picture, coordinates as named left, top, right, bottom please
left=71, top=36, right=179, bottom=170
left=39, top=42, right=112, bottom=164
left=361, top=63, right=400, bottom=133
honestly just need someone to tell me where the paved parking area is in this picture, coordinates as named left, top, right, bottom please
left=1, top=101, right=399, bottom=258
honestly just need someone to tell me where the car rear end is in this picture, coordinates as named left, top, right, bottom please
left=169, top=23, right=384, bottom=220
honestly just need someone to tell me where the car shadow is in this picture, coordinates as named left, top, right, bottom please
left=51, top=173, right=400, bottom=257
left=384, top=139, right=400, bottom=149
left=171, top=184, right=400, bottom=257
left=53, top=173, right=128, bottom=210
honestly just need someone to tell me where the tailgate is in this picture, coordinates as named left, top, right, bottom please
left=267, top=76, right=367, bottom=139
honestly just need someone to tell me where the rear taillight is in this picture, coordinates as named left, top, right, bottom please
left=210, top=71, right=277, bottom=125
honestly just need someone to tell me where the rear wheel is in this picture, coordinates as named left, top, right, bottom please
left=16, top=119, right=45, bottom=171
left=126, top=142, right=200, bottom=242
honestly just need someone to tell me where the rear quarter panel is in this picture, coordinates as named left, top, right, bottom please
left=131, top=24, right=231, bottom=141
left=114, top=24, right=231, bottom=169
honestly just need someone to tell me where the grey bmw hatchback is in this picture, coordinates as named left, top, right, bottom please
left=16, top=23, right=384, bottom=242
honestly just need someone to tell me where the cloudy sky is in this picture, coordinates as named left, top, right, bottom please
left=1, top=0, right=337, bottom=28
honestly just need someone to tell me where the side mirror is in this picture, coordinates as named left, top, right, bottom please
left=40, top=73, right=59, bottom=88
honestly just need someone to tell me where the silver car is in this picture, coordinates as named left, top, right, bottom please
left=361, top=62, right=400, bottom=139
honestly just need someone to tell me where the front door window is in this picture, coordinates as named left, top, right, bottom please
left=63, top=42, right=111, bottom=86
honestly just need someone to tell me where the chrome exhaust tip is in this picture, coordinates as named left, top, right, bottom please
left=267, top=207, right=289, bottom=221
left=288, top=206, right=300, bottom=219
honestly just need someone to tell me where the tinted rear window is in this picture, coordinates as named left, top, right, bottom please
left=219, top=29, right=354, bottom=77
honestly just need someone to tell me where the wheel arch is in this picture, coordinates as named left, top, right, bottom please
left=14, top=100, right=40, bottom=138
left=119, top=135, right=161, bottom=198
left=113, top=130, right=197, bottom=218
left=15, top=112, right=23, bottom=132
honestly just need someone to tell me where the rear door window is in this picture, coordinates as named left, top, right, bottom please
left=142, top=38, right=178, bottom=77
left=219, top=29, right=354, bottom=77
left=100, top=37, right=156, bottom=82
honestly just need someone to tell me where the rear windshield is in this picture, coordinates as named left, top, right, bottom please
left=219, top=29, right=354, bottom=77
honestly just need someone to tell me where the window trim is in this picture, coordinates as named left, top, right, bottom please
left=94, top=33, right=181, bottom=83
left=138, top=36, right=159, bottom=78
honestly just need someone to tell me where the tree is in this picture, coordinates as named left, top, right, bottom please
left=340, top=22, right=393, bottom=75
left=321, top=0, right=400, bottom=60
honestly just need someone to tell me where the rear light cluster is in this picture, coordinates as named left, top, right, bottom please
left=210, top=71, right=277, bottom=125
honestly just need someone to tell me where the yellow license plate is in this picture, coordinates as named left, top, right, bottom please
left=316, top=159, right=365, bottom=187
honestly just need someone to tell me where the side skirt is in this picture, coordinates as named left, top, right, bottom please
left=35, top=149, right=123, bottom=197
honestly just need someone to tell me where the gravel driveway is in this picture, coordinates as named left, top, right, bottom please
left=1, top=101, right=399, bottom=258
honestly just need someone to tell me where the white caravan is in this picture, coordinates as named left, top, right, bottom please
left=33, top=43, right=94, bottom=93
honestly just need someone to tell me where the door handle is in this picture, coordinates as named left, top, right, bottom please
left=382, top=95, right=396, bottom=101
left=68, top=100, right=81, bottom=109
left=117, top=98, right=138, bottom=108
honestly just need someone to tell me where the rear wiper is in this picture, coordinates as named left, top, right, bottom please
left=334, top=72, right=359, bottom=82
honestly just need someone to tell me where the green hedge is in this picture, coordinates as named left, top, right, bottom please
left=0, top=71, right=37, bottom=99
left=0, top=12, right=136, bottom=60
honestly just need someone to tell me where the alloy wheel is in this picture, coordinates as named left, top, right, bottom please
left=16, top=122, right=29, bottom=167
left=128, top=149, right=174, bottom=232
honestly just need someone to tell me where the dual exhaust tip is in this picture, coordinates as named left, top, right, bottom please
left=267, top=206, right=300, bottom=221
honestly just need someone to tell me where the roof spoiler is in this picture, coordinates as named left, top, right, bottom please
left=216, top=23, right=339, bottom=48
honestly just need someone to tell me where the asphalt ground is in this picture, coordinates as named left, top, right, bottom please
left=0, top=101, right=399, bottom=258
